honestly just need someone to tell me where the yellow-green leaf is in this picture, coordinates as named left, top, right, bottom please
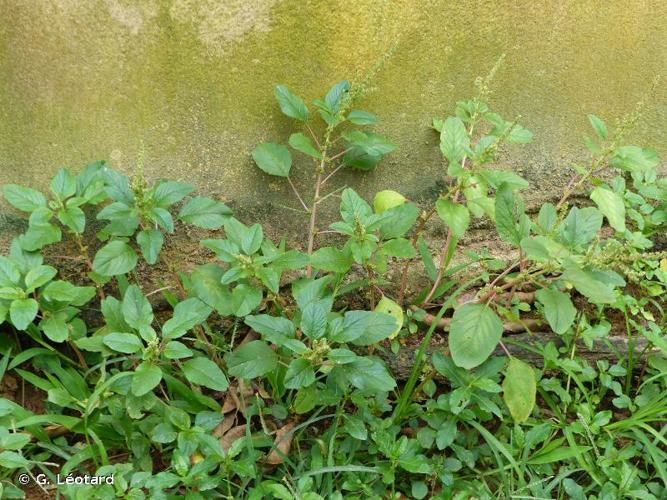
left=502, top=358, right=536, bottom=423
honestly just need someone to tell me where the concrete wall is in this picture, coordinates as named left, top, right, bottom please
left=1, top=0, right=666, bottom=241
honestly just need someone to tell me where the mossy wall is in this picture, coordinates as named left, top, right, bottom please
left=1, top=0, right=666, bottom=241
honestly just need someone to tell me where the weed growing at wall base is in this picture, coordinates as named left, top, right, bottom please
left=0, top=75, right=666, bottom=499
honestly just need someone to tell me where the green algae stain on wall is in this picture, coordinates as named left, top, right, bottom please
left=0, top=0, right=666, bottom=238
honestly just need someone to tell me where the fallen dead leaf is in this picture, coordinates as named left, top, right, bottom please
left=219, top=424, right=247, bottom=453
left=265, top=421, right=297, bottom=465
left=213, top=414, right=236, bottom=439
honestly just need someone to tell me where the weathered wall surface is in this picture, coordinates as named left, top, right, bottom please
left=1, top=0, right=666, bottom=243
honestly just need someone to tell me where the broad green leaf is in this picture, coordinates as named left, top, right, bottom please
left=230, top=284, right=262, bottom=317
left=502, top=358, right=536, bottom=423
left=343, top=357, right=396, bottom=392
left=153, top=181, right=194, bottom=207
left=182, top=357, right=229, bottom=391
left=463, top=177, right=494, bottom=219
left=347, top=110, right=377, bottom=125
left=340, top=188, right=373, bottom=223
left=310, top=247, right=353, bottom=273
left=162, top=340, right=193, bottom=359
left=328, top=348, right=358, bottom=364
left=0, top=288, right=22, bottom=301
left=9, top=298, right=38, bottom=330
left=478, top=169, right=529, bottom=190
left=300, top=302, right=328, bottom=339
left=122, top=285, right=154, bottom=331
left=178, top=196, right=232, bottom=229
left=103, top=332, right=143, bottom=353
left=256, top=266, right=280, bottom=293
left=417, top=236, right=437, bottom=281
left=0, top=450, right=28, bottom=469
left=436, top=199, right=470, bottom=238
left=136, top=229, right=164, bottom=264
left=374, top=296, right=403, bottom=339
left=558, top=207, right=602, bottom=247
left=449, top=303, right=503, bottom=369
left=342, top=131, right=395, bottom=156
left=58, top=206, right=85, bottom=234
left=342, top=147, right=382, bottom=171
left=21, top=208, right=62, bottom=251
left=151, top=423, right=177, bottom=444
left=495, top=184, right=531, bottom=246
left=292, top=275, right=331, bottom=310
left=288, top=133, right=322, bottom=159
left=42, top=281, right=95, bottom=306
left=40, top=315, right=69, bottom=342
left=201, top=239, right=239, bottom=262
left=537, top=203, right=558, bottom=233
left=3, top=184, right=46, bottom=212
left=535, top=288, right=576, bottom=335
left=439, top=117, right=470, bottom=173
left=587, top=114, right=608, bottom=140
left=611, top=146, right=659, bottom=173
left=284, top=358, right=315, bottom=389
left=245, top=314, right=295, bottom=344
left=382, top=238, right=416, bottom=258
left=270, top=249, right=309, bottom=270
left=163, top=298, right=212, bottom=339
left=336, top=311, right=397, bottom=345
left=486, top=113, right=533, bottom=144
left=0, top=257, right=20, bottom=286
left=504, top=125, right=533, bottom=144
left=97, top=201, right=135, bottom=221
left=252, top=143, right=292, bottom=177
left=561, top=263, right=618, bottom=304
left=241, top=224, right=263, bottom=255
left=131, top=362, right=163, bottom=396
left=93, top=240, right=138, bottom=276
left=0, top=429, right=31, bottom=450
left=590, top=187, right=625, bottom=232
left=324, top=80, right=350, bottom=113
left=520, top=236, right=569, bottom=262
left=344, top=415, right=368, bottom=440
left=274, top=85, right=309, bottom=121
left=226, top=340, right=277, bottom=379
left=149, top=207, right=174, bottom=233
left=190, top=264, right=233, bottom=315
left=222, top=217, right=249, bottom=247
left=50, top=168, right=76, bottom=199
left=24, top=265, right=57, bottom=292
left=373, top=190, right=406, bottom=214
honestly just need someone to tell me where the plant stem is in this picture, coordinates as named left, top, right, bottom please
left=287, top=176, right=309, bottom=212
left=397, top=206, right=437, bottom=304
left=306, top=172, right=323, bottom=278
left=306, top=128, right=333, bottom=277
left=393, top=301, right=448, bottom=423
left=326, top=148, right=351, bottom=164
left=421, top=117, right=474, bottom=306
left=72, top=232, right=105, bottom=301
left=421, top=224, right=455, bottom=305
left=320, top=163, right=345, bottom=186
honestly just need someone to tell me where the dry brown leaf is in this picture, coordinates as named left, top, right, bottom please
left=265, top=421, right=297, bottom=465
left=219, top=424, right=247, bottom=453
left=213, top=414, right=236, bottom=438
left=239, top=330, right=258, bottom=345
left=221, top=390, right=237, bottom=414
left=256, top=383, right=270, bottom=399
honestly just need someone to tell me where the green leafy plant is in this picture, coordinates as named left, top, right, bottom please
left=0, top=69, right=666, bottom=500
left=252, top=80, right=395, bottom=276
